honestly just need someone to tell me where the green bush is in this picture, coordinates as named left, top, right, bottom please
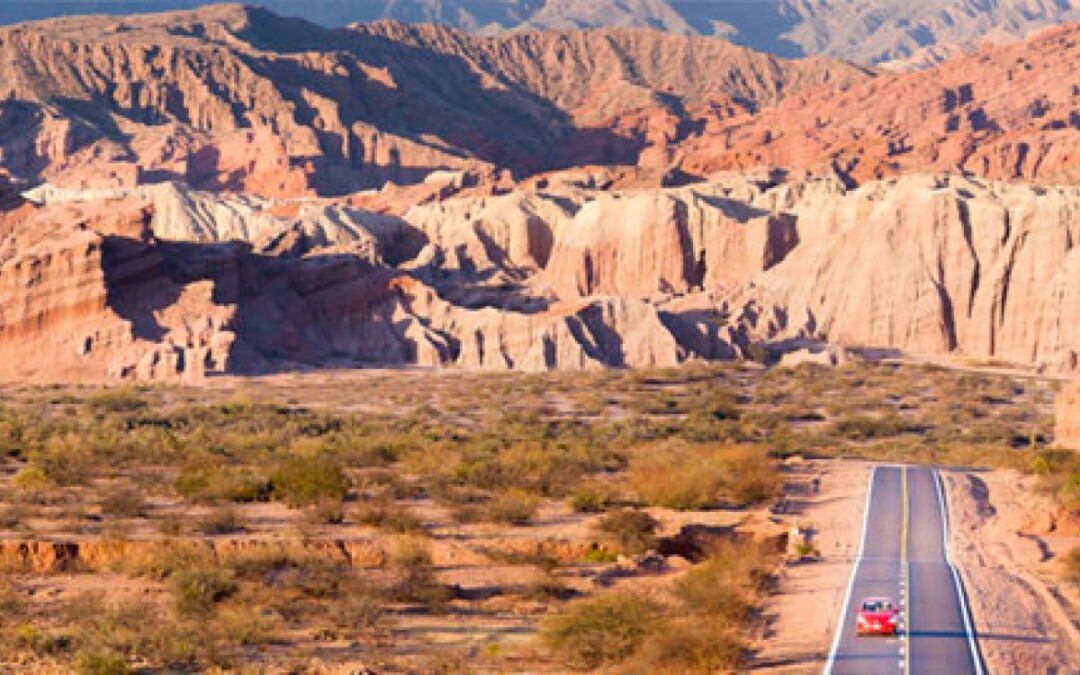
left=1063, top=546, right=1080, bottom=583
left=175, top=464, right=271, bottom=504
left=568, top=483, right=617, bottom=513
left=270, top=455, right=350, bottom=507
left=625, top=620, right=745, bottom=674
left=594, top=509, right=659, bottom=555
left=629, top=444, right=778, bottom=509
left=540, top=592, right=659, bottom=668
left=12, top=465, right=48, bottom=491
left=386, top=538, right=450, bottom=606
left=197, top=506, right=246, bottom=535
left=173, top=568, right=238, bottom=616
left=355, top=498, right=424, bottom=534
left=1059, top=474, right=1080, bottom=510
left=99, top=488, right=147, bottom=518
left=674, top=542, right=771, bottom=626
left=827, top=412, right=908, bottom=441
left=75, top=650, right=132, bottom=675
left=488, top=488, right=540, bottom=525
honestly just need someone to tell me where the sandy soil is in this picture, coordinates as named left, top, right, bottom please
left=944, top=469, right=1080, bottom=673
left=749, top=459, right=874, bottom=673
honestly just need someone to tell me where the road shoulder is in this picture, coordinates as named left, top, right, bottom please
left=749, top=459, right=873, bottom=673
left=943, top=469, right=1080, bottom=672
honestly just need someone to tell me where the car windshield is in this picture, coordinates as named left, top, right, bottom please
left=862, top=600, right=891, bottom=612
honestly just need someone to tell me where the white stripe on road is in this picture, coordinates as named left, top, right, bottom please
left=932, top=469, right=985, bottom=675
left=823, top=465, right=878, bottom=675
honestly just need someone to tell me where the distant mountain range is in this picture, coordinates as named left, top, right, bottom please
left=4, top=0, right=1080, bottom=65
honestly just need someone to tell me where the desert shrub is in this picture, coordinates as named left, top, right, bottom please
left=197, top=506, right=246, bottom=535
left=386, top=537, right=450, bottom=606
left=332, top=591, right=385, bottom=636
left=522, top=573, right=573, bottom=601
left=173, top=568, right=238, bottom=616
left=679, top=408, right=742, bottom=443
left=594, top=509, right=659, bottom=555
left=569, top=483, right=616, bottom=513
left=488, top=488, right=540, bottom=525
left=629, top=443, right=778, bottom=509
left=253, top=556, right=355, bottom=600
left=674, top=542, right=771, bottom=626
left=725, top=449, right=783, bottom=505
left=99, top=488, right=147, bottom=518
left=74, top=649, right=131, bottom=675
left=1059, top=475, right=1080, bottom=510
left=87, top=389, right=149, bottom=416
left=0, top=504, right=29, bottom=530
left=303, top=499, right=345, bottom=525
left=155, top=515, right=184, bottom=536
left=355, top=498, right=424, bottom=534
left=625, top=620, right=745, bottom=674
left=0, top=580, right=26, bottom=625
left=12, top=464, right=48, bottom=491
left=449, top=487, right=541, bottom=525
left=34, top=434, right=97, bottom=486
left=270, top=455, right=350, bottom=507
left=540, top=592, right=660, bottom=668
left=174, top=464, right=271, bottom=504
left=15, top=624, right=72, bottom=655
left=826, top=412, right=908, bottom=441
left=1063, top=546, right=1080, bottom=583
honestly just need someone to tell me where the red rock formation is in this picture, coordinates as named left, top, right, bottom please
left=674, top=24, right=1080, bottom=186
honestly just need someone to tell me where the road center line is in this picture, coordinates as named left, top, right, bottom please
left=902, top=466, right=910, bottom=673
left=822, top=465, right=878, bottom=675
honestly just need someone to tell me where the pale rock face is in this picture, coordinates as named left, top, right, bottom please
left=538, top=187, right=798, bottom=298
left=402, top=191, right=576, bottom=276
left=729, top=174, right=1080, bottom=370
left=6, top=169, right=1080, bottom=381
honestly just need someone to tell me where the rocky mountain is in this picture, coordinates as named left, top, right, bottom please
left=4, top=1, right=1080, bottom=65
left=0, top=5, right=868, bottom=196
left=2, top=6, right=1080, bottom=381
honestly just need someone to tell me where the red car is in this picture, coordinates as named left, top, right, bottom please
left=856, top=597, right=900, bottom=636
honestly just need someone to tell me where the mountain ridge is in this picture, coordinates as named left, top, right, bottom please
left=2, top=0, right=1080, bottom=65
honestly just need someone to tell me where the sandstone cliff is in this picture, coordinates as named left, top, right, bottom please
left=13, top=169, right=1080, bottom=380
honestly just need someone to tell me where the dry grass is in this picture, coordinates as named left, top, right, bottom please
left=0, top=360, right=1059, bottom=671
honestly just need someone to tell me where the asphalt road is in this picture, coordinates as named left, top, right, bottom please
left=824, top=466, right=984, bottom=674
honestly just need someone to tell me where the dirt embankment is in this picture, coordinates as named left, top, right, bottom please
left=944, top=469, right=1080, bottom=673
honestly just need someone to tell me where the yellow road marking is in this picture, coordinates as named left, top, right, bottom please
left=902, top=467, right=910, bottom=673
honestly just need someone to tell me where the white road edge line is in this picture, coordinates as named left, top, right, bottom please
left=933, top=469, right=986, bottom=675
left=823, top=465, right=878, bottom=675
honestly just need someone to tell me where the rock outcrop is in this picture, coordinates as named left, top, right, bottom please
left=13, top=168, right=1080, bottom=381
left=537, top=187, right=798, bottom=298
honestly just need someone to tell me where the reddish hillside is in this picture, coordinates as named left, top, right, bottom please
left=0, top=5, right=868, bottom=197
left=673, top=24, right=1080, bottom=185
